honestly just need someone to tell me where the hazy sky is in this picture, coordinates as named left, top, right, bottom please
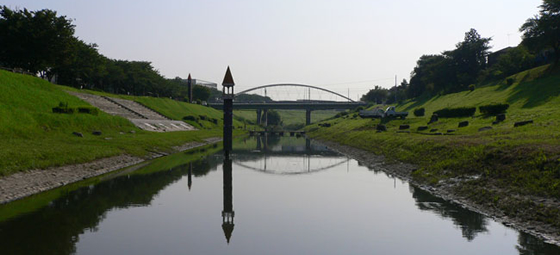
left=4, top=0, right=542, bottom=100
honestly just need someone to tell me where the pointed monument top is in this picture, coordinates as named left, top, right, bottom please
left=222, top=222, right=234, bottom=243
left=222, top=66, right=235, bottom=87
left=187, top=73, right=191, bottom=80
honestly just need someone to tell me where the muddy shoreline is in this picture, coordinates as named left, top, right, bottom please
left=318, top=139, right=560, bottom=246
left=0, top=137, right=222, bottom=204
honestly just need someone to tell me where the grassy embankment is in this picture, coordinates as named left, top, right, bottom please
left=0, top=70, right=239, bottom=176
left=306, top=65, right=560, bottom=226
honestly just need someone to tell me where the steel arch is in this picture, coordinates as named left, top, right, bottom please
left=235, top=84, right=354, bottom=102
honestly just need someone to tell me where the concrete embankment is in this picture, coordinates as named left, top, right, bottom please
left=0, top=137, right=222, bottom=204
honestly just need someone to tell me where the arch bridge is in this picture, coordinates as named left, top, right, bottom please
left=209, top=83, right=366, bottom=126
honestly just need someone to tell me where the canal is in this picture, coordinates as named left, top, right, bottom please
left=0, top=136, right=559, bottom=254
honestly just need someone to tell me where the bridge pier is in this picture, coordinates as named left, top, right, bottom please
left=256, top=109, right=262, bottom=125
left=262, top=109, right=268, bottom=127
left=305, top=109, right=312, bottom=125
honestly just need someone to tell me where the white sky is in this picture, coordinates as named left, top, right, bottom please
left=4, top=0, right=542, bottom=100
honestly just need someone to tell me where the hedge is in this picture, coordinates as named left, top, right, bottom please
left=413, top=108, right=425, bottom=117
left=479, top=103, right=509, bottom=115
left=433, top=107, right=476, bottom=118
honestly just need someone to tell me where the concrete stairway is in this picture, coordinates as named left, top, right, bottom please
left=102, top=96, right=170, bottom=120
left=67, top=91, right=195, bottom=132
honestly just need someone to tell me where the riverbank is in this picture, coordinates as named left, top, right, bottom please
left=318, top=138, right=560, bottom=245
left=0, top=137, right=222, bottom=204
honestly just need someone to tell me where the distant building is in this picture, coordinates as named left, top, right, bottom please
left=183, top=78, right=218, bottom=90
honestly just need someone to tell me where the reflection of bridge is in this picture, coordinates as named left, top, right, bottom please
left=229, top=137, right=347, bottom=175
left=209, top=84, right=367, bottom=125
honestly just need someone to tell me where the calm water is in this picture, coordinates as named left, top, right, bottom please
left=1, top=136, right=559, bottom=254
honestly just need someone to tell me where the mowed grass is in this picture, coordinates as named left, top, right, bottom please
left=307, top=65, right=560, bottom=199
left=0, top=70, right=225, bottom=176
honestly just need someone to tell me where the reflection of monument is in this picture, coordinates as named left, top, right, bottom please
left=187, top=163, right=192, bottom=190
left=222, top=158, right=234, bottom=243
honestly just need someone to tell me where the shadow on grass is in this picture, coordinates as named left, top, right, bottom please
left=402, top=94, right=435, bottom=111
left=507, top=67, right=560, bottom=108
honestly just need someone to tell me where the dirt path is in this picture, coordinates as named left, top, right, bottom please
left=317, top=139, right=560, bottom=246
left=0, top=137, right=222, bottom=204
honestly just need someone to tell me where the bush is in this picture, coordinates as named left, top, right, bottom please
left=468, top=84, right=475, bottom=91
left=506, top=78, right=515, bottom=86
left=479, top=103, right=509, bottom=115
left=182, top=115, right=199, bottom=121
left=413, top=108, right=425, bottom=117
left=335, top=111, right=349, bottom=118
left=433, top=107, right=476, bottom=118
left=52, top=102, right=74, bottom=114
left=354, top=106, right=365, bottom=112
left=77, top=107, right=99, bottom=115
left=198, top=115, right=207, bottom=120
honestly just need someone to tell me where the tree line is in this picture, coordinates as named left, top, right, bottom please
left=361, top=0, right=559, bottom=103
left=0, top=6, right=211, bottom=102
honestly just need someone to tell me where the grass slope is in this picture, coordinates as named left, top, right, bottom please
left=306, top=65, right=560, bottom=227
left=0, top=70, right=224, bottom=176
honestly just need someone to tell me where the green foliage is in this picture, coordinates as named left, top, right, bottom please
left=479, top=103, right=509, bottom=115
left=433, top=107, right=476, bottom=118
left=266, top=110, right=282, bottom=126
left=0, top=6, right=75, bottom=75
left=520, top=0, right=560, bottom=63
left=413, top=108, right=425, bottom=117
left=361, top=86, right=388, bottom=103
left=182, top=115, right=199, bottom=122
left=468, top=84, right=475, bottom=91
left=192, top=85, right=211, bottom=102
left=408, top=29, right=492, bottom=97
left=77, top=107, right=99, bottom=115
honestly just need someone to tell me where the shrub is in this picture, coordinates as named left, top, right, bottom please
left=52, top=102, right=75, bottom=114
left=198, top=115, right=207, bottom=120
left=183, top=115, right=199, bottom=121
left=77, top=107, right=99, bottom=115
left=506, top=78, right=515, bottom=86
left=468, top=84, right=475, bottom=91
left=479, top=103, right=509, bottom=115
left=354, top=106, right=365, bottom=112
left=433, top=107, right=476, bottom=118
left=335, top=111, right=349, bottom=118
left=413, top=108, right=425, bottom=117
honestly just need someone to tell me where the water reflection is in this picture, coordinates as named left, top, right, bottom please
left=222, top=157, right=234, bottom=243
left=410, top=185, right=488, bottom=241
left=0, top=149, right=218, bottom=255
left=0, top=137, right=558, bottom=254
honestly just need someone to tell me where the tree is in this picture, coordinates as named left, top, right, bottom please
left=361, top=86, right=389, bottom=104
left=266, top=110, right=282, bottom=126
left=0, top=6, right=75, bottom=75
left=192, top=85, right=211, bottom=102
left=520, top=0, right=560, bottom=63
left=448, top=28, right=492, bottom=87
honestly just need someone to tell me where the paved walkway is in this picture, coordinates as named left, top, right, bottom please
left=67, top=91, right=195, bottom=132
